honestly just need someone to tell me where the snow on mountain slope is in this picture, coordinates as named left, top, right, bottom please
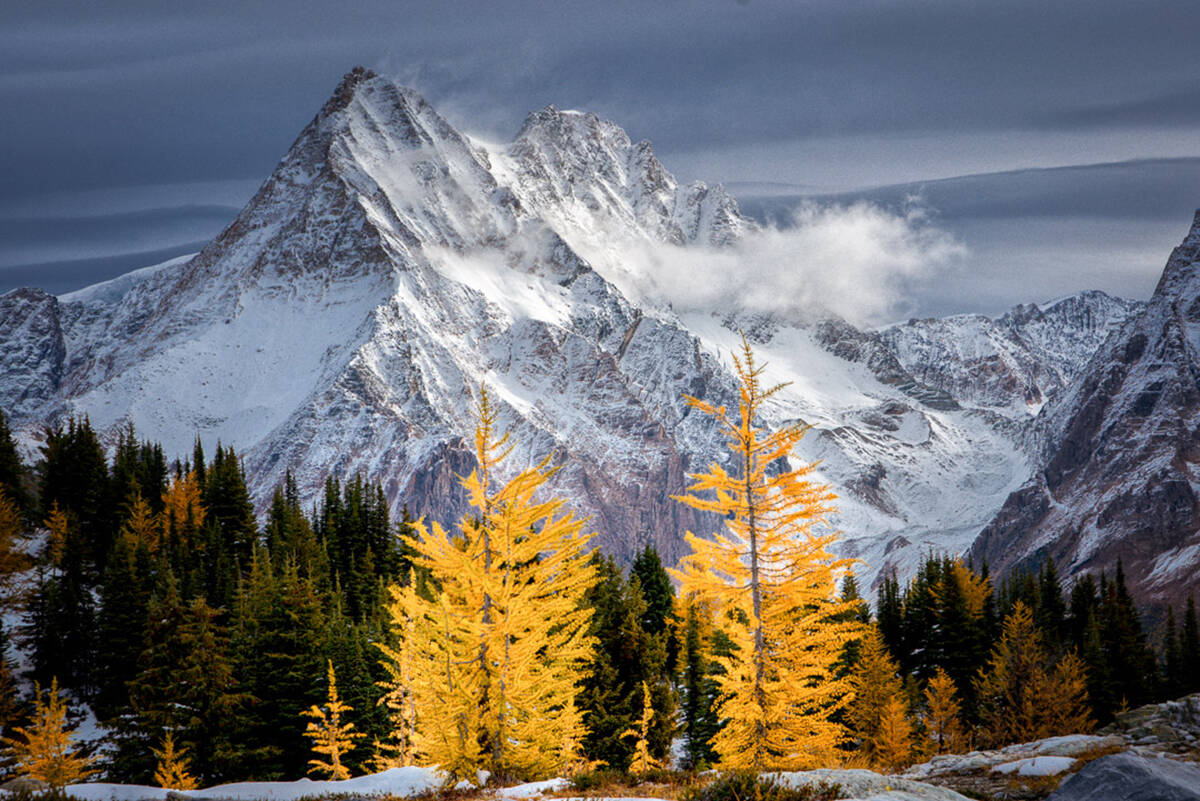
left=0, top=68, right=1132, bottom=584
left=971, top=211, right=1200, bottom=608
left=881, top=291, right=1143, bottom=421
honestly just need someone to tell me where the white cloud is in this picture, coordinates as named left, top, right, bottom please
left=581, top=201, right=966, bottom=327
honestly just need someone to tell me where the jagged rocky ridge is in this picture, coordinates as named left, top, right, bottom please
left=973, top=212, right=1200, bottom=608
left=0, top=68, right=1141, bottom=584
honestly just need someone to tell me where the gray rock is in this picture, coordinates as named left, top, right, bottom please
left=0, top=777, right=50, bottom=793
left=1046, top=751, right=1200, bottom=801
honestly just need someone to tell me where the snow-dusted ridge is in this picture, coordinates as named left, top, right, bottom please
left=0, top=68, right=1140, bottom=586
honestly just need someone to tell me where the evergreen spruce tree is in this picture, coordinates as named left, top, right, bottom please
left=0, top=409, right=31, bottom=516
left=1183, top=596, right=1200, bottom=695
left=39, top=417, right=112, bottom=578
left=679, top=599, right=720, bottom=771
left=672, top=337, right=864, bottom=770
left=93, top=521, right=155, bottom=722
left=578, top=555, right=674, bottom=771
left=875, top=572, right=904, bottom=667
left=229, top=552, right=326, bottom=779
left=1163, top=607, right=1184, bottom=699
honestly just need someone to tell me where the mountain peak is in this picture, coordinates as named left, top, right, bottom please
left=319, top=65, right=379, bottom=118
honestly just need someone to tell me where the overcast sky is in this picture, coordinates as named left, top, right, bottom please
left=2, top=0, right=1198, bottom=317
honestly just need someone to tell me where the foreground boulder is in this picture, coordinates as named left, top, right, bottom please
left=779, top=769, right=971, bottom=801
left=1046, top=751, right=1200, bottom=801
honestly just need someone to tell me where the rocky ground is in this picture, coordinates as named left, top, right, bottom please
left=902, top=694, right=1200, bottom=800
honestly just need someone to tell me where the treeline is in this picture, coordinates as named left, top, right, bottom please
left=851, top=553, right=1200, bottom=769
left=1, top=398, right=1199, bottom=784
left=0, top=413, right=411, bottom=782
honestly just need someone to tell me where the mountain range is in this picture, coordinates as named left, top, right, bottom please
left=1, top=67, right=1194, bottom=604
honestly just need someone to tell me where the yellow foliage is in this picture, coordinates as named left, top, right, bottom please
left=622, top=681, right=663, bottom=774
left=3, top=678, right=95, bottom=788
left=121, top=491, right=160, bottom=554
left=372, top=601, right=419, bottom=771
left=303, top=660, right=364, bottom=780
left=923, top=668, right=965, bottom=755
left=846, top=628, right=906, bottom=765
left=975, top=602, right=1094, bottom=747
left=44, top=503, right=69, bottom=569
left=1045, top=651, right=1095, bottom=737
left=873, top=695, right=915, bottom=773
left=383, top=387, right=599, bottom=781
left=671, top=336, right=865, bottom=771
left=152, top=732, right=198, bottom=790
left=0, top=490, right=31, bottom=608
left=161, top=471, right=206, bottom=541
left=945, top=559, right=990, bottom=619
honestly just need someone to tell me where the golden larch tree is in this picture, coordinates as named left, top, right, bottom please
left=152, top=732, right=198, bottom=790
left=923, top=667, right=965, bottom=754
left=303, top=660, right=363, bottom=780
left=873, top=695, right=916, bottom=772
left=0, top=490, right=31, bottom=609
left=373, top=598, right=420, bottom=771
left=43, top=503, right=69, bottom=570
left=671, top=336, right=864, bottom=771
left=121, top=491, right=160, bottom=554
left=847, top=628, right=911, bottom=768
left=622, top=681, right=663, bottom=774
left=975, top=602, right=1093, bottom=747
left=383, top=387, right=599, bottom=781
left=3, top=678, right=95, bottom=788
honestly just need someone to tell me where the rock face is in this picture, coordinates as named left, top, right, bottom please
left=1100, top=693, right=1200, bottom=757
left=1045, top=751, right=1200, bottom=801
left=0, top=68, right=1138, bottom=580
left=972, top=212, right=1200, bottom=608
left=882, top=291, right=1143, bottom=420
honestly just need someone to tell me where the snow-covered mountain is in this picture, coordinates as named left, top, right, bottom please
left=0, top=68, right=1138, bottom=586
left=972, top=212, right=1200, bottom=609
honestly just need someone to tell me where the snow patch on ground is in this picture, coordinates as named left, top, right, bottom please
left=493, top=778, right=570, bottom=798
left=58, top=767, right=445, bottom=801
left=992, top=756, right=1076, bottom=776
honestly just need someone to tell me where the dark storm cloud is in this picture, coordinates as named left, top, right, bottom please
left=1, top=0, right=1198, bottom=305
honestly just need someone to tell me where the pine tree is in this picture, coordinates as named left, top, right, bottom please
left=680, top=599, right=720, bottom=771
left=622, top=682, right=663, bottom=775
left=672, top=336, right=863, bottom=770
left=303, top=661, right=363, bottom=780
left=923, top=668, right=965, bottom=754
left=2, top=678, right=95, bottom=788
left=1181, top=596, right=1200, bottom=695
left=153, top=732, right=198, bottom=790
left=1163, top=607, right=1184, bottom=699
left=578, top=555, right=674, bottom=771
left=0, top=409, right=31, bottom=516
left=384, top=388, right=598, bottom=780
left=229, top=552, right=327, bottom=780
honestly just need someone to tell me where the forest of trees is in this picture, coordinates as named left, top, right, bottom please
left=0, top=350, right=1198, bottom=787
